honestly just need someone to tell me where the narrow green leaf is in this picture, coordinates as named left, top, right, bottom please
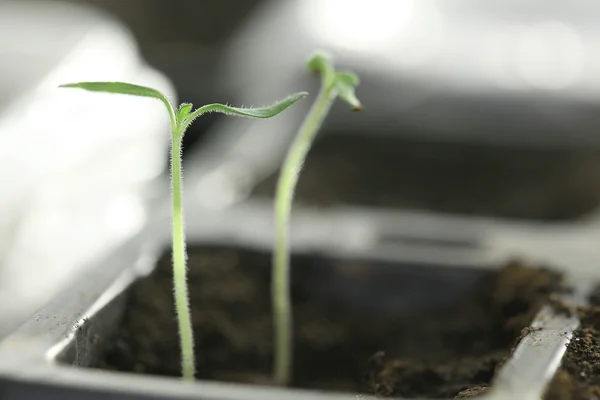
left=180, top=92, right=308, bottom=132
left=334, top=75, right=362, bottom=111
left=59, top=81, right=177, bottom=130
left=59, top=81, right=172, bottom=102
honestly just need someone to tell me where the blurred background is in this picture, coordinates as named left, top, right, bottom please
left=3, top=0, right=600, bottom=336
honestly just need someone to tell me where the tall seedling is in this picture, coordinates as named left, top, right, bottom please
left=272, top=52, right=362, bottom=385
left=60, top=81, right=307, bottom=380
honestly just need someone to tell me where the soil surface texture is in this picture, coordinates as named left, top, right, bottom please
left=97, top=247, right=565, bottom=398
left=544, top=286, right=600, bottom=400
left=251, top=134, right=600, bottom=221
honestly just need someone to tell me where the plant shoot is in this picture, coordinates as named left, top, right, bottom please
left=60, top=81, right=307, bottom=380
left=272, top=52, right=362, bottom=386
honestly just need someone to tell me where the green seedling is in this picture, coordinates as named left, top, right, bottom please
left=272, top=52, right=361, bottom=386
left=60, top=81, right=308, bottom=380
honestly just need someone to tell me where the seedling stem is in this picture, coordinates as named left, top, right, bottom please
left=272, top=52, right=361, bottom=386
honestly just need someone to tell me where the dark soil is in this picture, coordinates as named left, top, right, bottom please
left=97, top=247, right=565, bottom=398
left=251, top=134, right=600, bottom=221
left=544, top=286, right=600, bottom=400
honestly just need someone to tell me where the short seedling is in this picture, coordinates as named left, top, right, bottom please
left=272, top=51, right=362, bottom=385
left=60, top=81, right=307, bottom=380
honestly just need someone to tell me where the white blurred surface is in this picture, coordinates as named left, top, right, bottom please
left=0, top=0, right=174, bottom=336
left=226, top=0, right=600, bottom=98
left=215, top=0, right=600, bottom=149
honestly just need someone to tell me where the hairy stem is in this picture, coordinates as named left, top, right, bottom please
left=171, top=129, right=195, bottom=380
left=272, top=84, right=335, bottom=386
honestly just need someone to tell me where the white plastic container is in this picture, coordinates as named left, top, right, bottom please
left=0, top=0, right=175, bottom=335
